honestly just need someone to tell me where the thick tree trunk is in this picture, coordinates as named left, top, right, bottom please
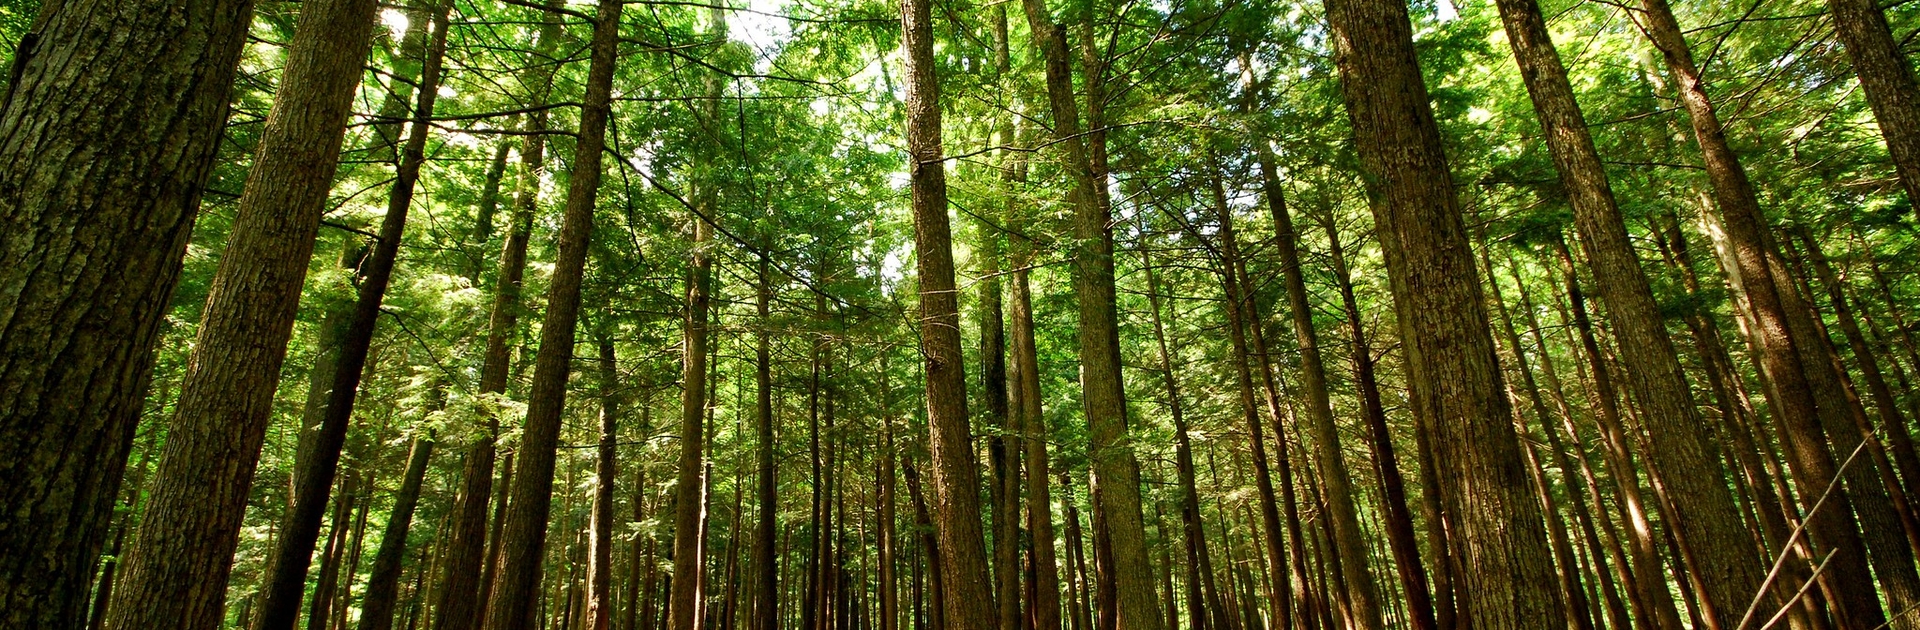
left=1015, top=5, right=1163, bottom=627
left=1320, top=0, right=1567, bottom=622
left=257, top=4, right=452, bottom=626
left=0, top=1, right=252, bottom=624
left=479, top=0, right=621, bottom=627
left=1823, top=0, right=1920, bottom=213
left=898, top=0, right=998, bottom=627
left=103, top=1, right=380, bottom=627
left=1633, top=1, right=1889, bottom=624
left=360, top=436, right=439, bottom=630
left=1492, top=0, right=1768, bottom=622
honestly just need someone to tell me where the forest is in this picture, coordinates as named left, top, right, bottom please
left=2, top=0, right=1919, bottom=626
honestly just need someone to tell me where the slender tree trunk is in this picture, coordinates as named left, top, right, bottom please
left=1321, top=0, right=1567, bottom=622
left=879, top=382, right=900, bottom=630
left=586, top=337, right=621, bottom=630
left=1477, top=242, right=1597, bottom=630
left=480, top=1, right=621, bottom=627
left=1307, top=187, right=1437, bottom=630
left=0, top=3, right=251, bottom=622
left=1245, top=308, right=1315, bottom=630
left=1242, top=156, right=1385, bottom=630
left=754, top=256, right=779, bottom=630
left=1010, top=185, right=1062, bottom=630
left=670, top=212, right=715, bottom=630
left=438, top=5, right=561, bottom=625
left=311, top=476, right=362, bottom=630
left=360, top=436, right=439, bottom=630
left=104, top=1, right=379, bottom=627
left=1141, top=250, right=1224, bottom=630
left=258, top=4, right=453, bottom=626
left=899, top=0, right=998, bottom=626
left=1015, top=5, right=1163, bottom=627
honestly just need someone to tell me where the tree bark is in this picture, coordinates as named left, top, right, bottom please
left=1306, top=181, right=1437, bottom=630
left=898, top=0, right=999, bottom=627
left=1492, top=0, right=1768, bottom=622
left=586, top=336, right=620, bottom=630
left=1009, top=178, right=1062, bottom=630
left=1320, top=0, right=1567, bottom=622
left=1141, top=248, right=1225, bottom=630
left=435, top=4, right=563, bottom=628
left=257, top=3, right=453, bottom=626
left=0, top=2, right=252, bottom=624
left=669, top=209, right=715, bottom=630
left=754, top=256, right=779, bottom=630
left=1824, top=0, right=1920, bottom=214
left=359, top=436, right=439, bottom=630
left=479, top=0, right=621, bottom=627
left=104, top=0, right=380, bottom=627
left=1633, top=1, right=1889, bottom=623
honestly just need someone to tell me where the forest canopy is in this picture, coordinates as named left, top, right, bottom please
left=1, top=0, right=1918, bottom=628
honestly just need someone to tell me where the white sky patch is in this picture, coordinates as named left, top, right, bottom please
left=630, top=140, right=661, bottom=180
left=1436, top=0, right=1458, bottom=21
left=381, top=8, right=411, bottom=41
left=728, top=0, right=793, bottom=73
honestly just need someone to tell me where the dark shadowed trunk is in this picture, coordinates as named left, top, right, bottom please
left=0, top=2, right=252, bottom=624
left=104, top=0, right=381, bottom=627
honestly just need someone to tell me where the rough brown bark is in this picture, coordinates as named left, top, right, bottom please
left=103, top=0, right=381, bottom=627
left=1491, top=0, right=1767, bottom=622
left=1245, top=158, right=1385, bottom=630
left=586, top=337, right=621, bottom=630
left=0, top=3, right=252, bottom=625
left=359, top=435, right=438, bottom=630
left=1634, top=1, right=1889, bottom=624
left=1823, top=0, right=1920, bottom=213
left=898, top=0, right=999, bottom=627
left=669, top=213, right=714, bottom=630
left=1141, top=248, right=1225, bottom=630
left=753, top=256, right=779, bottom=630
left=479, top=0, right=621, bottom=626
left=1009, top=184, right=1063, bottom=630
left=1320, top=0, right=1567, bottom=622
left=1306, top=179, right=1436, bottom=630
left=1016, top=4, right=1163, bottom=627
left=257, top=4, right=452, bottom=626
left=434, top=5, right=562, bottom=628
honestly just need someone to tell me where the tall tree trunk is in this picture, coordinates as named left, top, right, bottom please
left=879, top=377, right=900, bottom=630
left=480, top=0, right=621, bottom=627
left=258, top=4, right=453, bottom=626
left=754, top=257, right=779, bottom=630
left=360, top=436, right=439, bottom=630
left=1477, top=242, right=1597, bottom=630
left=1009, top=183, right=1062, bottom=630
left=1633, top=1, right=1890, bottom=624
left=1320, top=0, right=1567, bottom=622
left=669, top=213, right=715, bottom=630
left=1243, top=154, right=1386, bottom=630
left=587, top=337, right=622, bottom=630
left=1306, top=182, right=1437, bottom=630
left=438, top=6, right=563, bottom=627
left=1545, top=239, right=1688, bottom=630
left=1141, top=249, right=1224, bottom=630
left=104, top=0, right=380, bottom=627
left=898, top=0, right=998, bottom=627
left=0, top=1, right=252, bottom=623
left=1016, top=4, right=1164, bottom=627
left=1824, top=0, right=1920, bottom=214
left=1493, top=0, right=1768, bottom=624
left=1244, top=301, right=1316, bottom=630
